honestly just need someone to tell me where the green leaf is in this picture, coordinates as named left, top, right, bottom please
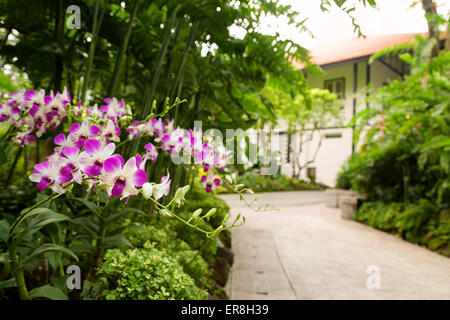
left=29, top=284, right=67, bottom=300
left=69, top=197, right=101, bottom=218
left=46, top=251, right=62, bottom=271
left=0, top=278, right=17, bottom=290
left=106, top=208, right=146, bottom=223
left=51, top=276, right=69, bottom=292
left=0, top=219, right=10, bottom=243
left=0, top=252, right=11, bottom=264
left=69, top=243, right=96, bottom=255
left=26, top=210, right=71, bottom=231
left=23, top=244, right=79, bottom=265
left=12, top=207, right=56, bottom=233
left=103, top=234, right=133, bottom=249
left=72, top=217, right=100, bottom=233
left=0, top=147, right=7, bottom=165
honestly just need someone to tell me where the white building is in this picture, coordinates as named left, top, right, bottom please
left=278, top=33, right=445, bottom=187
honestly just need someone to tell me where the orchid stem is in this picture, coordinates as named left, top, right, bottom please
left=9, top=241, right=29, bottom=300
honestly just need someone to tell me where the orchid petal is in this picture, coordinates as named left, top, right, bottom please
left=84, top=139, right=102, bottom=155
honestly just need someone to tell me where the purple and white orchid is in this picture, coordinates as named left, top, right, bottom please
left=200, top=174, right=221, bottom=193
left=101, top=156, right=147, bottom=199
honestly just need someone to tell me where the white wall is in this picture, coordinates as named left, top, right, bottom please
left=280, top=59, right=402, bottom=187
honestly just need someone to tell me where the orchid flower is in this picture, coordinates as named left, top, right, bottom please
left=60, top=147, right=83, bottom=184
left=12, top=129, right=36, bottom=146
left=100, top=156, right=147, bottom=199
left=126, top=120, right=141, bottom=140
left=160, top=131, right=184, bottom=154
left=152, top=118, right=165, bottom=137
left=79, top=139, right=115, bottom=177
left=100, top=97, right=126, bottom=122
left=69, top=120, right=100, bottom=148
left=100, top=119, right=121, bottom=143
left=86, top=103, right=103, bottom=121
left=200, top=173, right=221, bottom=193
left=54, top=133, right=76, bottom=153
left=154, top=175, right=171, bottom=200
left=141, top=175, right=171, bottom=201
left=29, top=160, right=67, bottom=194
left=143, top=143, right=158, bottom=163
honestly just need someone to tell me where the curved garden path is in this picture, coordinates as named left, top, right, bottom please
left=219, top=191, right=450, bottom=300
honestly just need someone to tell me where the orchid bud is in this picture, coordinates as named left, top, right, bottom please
left=160, top=209, right=172, bottom=218
left=222, top=213, right=230, bottom=224
left=225, top=175, right=233, bottom=184
left=203, top=208, right=217, bottom=221
left=125, top=103, right=132, bottom=116
left=142, top=182, right=154, bottom=199
left=173, top=184, right=190, bottom=207
left=182, top=184, right=190, bottom=195
left=192, top=208, right=202, bottom=219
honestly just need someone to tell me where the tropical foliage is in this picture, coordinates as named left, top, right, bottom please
left=217, top=172, right=324, bottom=193
left=338, top=35, right=450, bottom=255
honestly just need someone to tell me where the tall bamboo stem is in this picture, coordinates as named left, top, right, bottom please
left=107, top=0, right=139, bottom=96
left=81, top=0, right=105, bottom=102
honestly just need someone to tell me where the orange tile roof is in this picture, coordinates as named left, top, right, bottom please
left=294, top=32, right=447, bottom=68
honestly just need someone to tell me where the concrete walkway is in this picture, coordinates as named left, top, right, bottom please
left=219, top=191, right=450, bottom=300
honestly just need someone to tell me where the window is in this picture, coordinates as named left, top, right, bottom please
left=324, top=78, right=345, bottom=99
left=325, top=133, right=342, bottom=139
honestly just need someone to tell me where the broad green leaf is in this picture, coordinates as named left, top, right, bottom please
left=0, top=278, right=17, bottom=290
left=72, top=217, right=100, bottom=233
left=23, top=244, right=79, bottom=265
left=69, top=243, right=96, bottom=255
left=46, top=251, right=62, bottom=271
left=27, top=211, right=71, bottom=231
left=29, top=284, right=67, bottom=300
left=69, top=197, right=101, bottom=218
left=51, top=276, right=69, bottom=292
left=12, top=207, right=56, bottom=232
left=103, top=234, right=133, bottom=249
left=0, top=219, right=10, bottom=243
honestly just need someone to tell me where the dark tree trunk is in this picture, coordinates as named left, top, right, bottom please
left=421, top=0, right=440, bottom=57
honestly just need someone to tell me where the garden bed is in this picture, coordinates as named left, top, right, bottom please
left=217, top=173, right=325, bottom=194
left=356, top=200, right=450, bottom=257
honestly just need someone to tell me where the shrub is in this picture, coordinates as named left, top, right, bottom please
left=123, top=221, right=214, bottom=289
left=336, top=144, right=428, bottom=202
left=172, top=212, right=218, bottom=263
left=172, top=249, right=215, bottom=289
left=98, top=246, right=208, bottom=300
left=123, top=221, right=187, bottom=251
left=343, top=38, right=450, bottom=205
left=394, top=199, right=438, bottom=240
left=356, top=200, right=449, bottom=256
left=356, top=201, right=398, bottom=231
left=219, top=172, right=324, bottom=193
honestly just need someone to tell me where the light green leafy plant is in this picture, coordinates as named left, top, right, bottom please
left=98, top=246, right=208, bottom=300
